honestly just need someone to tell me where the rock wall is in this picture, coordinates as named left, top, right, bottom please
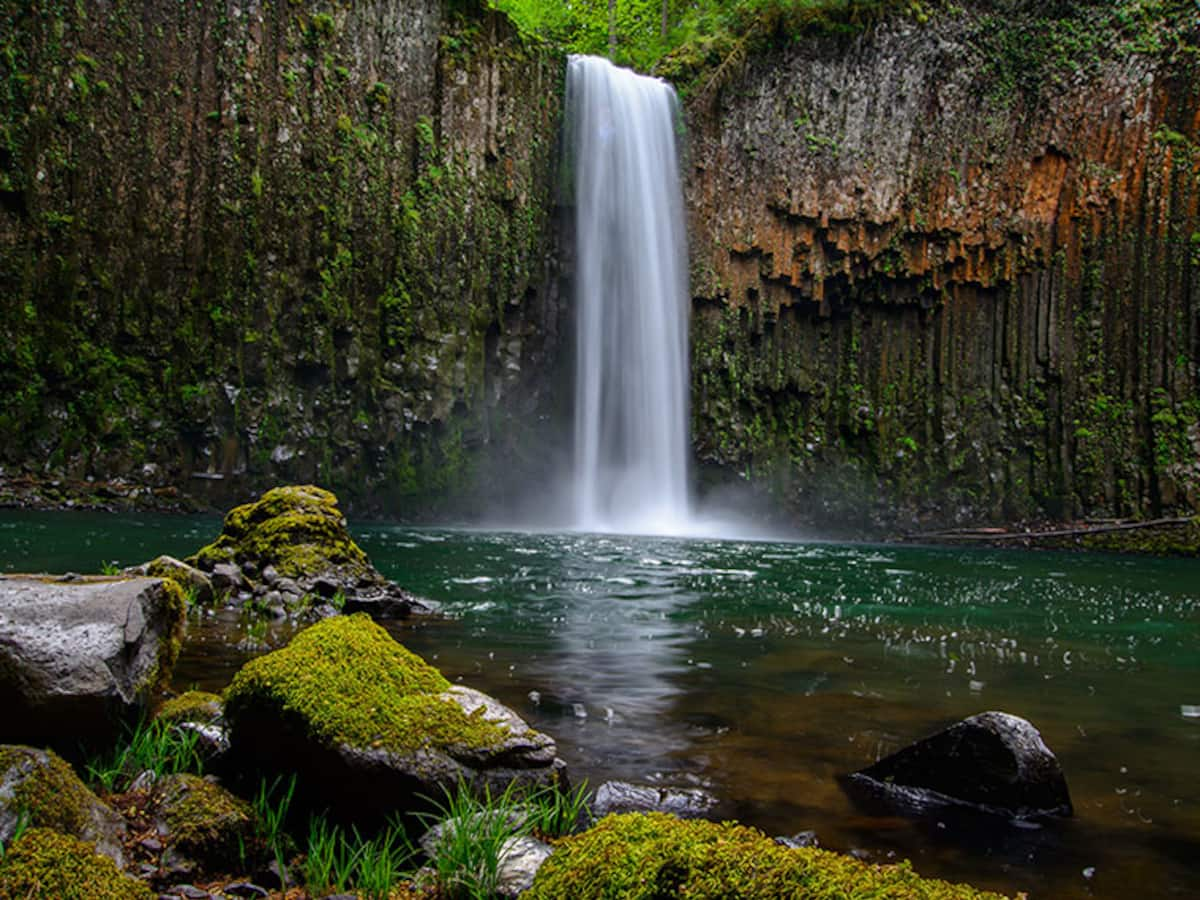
left=0, top=0, right=565, bottom=515
left=684, top=1, right=1200, bottom=532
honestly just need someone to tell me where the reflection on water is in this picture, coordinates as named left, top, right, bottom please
left=2, top=511, right=1199, bottom=898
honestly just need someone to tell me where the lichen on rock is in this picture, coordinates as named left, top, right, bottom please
left=0, top=827, right=154, bottom=900
left=526, top=812, right=1013, bottom=899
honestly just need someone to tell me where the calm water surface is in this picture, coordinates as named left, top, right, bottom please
left=2, top=510, right=1198, bottom=898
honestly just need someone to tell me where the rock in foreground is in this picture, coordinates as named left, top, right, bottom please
left=223, top=615, right=562, bottom=822
left=0, top=576, right=185, bottom=745
left=525, top=812, right=1013, bottom=899
left=0, top=827, right=154, bottom=900
left=842, top=711, right=1072, bottom=821
left=0, top=745, right=128, bottom=866
left=185, top=484, right=427, bottom=619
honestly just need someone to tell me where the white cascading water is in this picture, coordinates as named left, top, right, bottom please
left=568, top=55, right=691, bottom=535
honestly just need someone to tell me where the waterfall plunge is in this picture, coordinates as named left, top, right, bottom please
left=568, top=55, right=691, bottom=536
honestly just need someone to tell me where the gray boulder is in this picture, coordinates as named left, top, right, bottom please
left=0, top=744, right=128, bottom=865
left=841, top=710, right=1072, bottom=821
left=0, top=575, right=186, bottom=744
left=592, top=781, right=718, bottom=819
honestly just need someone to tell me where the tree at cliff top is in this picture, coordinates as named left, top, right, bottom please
left=490, top=0, right=911, bottom=71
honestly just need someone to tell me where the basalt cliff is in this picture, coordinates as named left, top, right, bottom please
left=1, top=1, right=1198, bottom=535
left=682, top=2, right=1200, bottom=532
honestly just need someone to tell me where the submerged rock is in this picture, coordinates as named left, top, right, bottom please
left=0, top=745, right=128, bottom=866
left=184, top=485, right=428, bottom=620
left=223, top=614, right=563, bottom=823
left=0, top=575, right=186, bottom=745
left=841, top=710, right=1072, bottom=821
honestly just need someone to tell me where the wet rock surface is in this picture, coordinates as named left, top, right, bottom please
left=591, top=780, right=719, bottom=819
left=842, top=711, right=1073, bottom=821
left=0, top=576, right=186, bottom=745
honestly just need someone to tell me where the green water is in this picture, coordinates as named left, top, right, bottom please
left=2, top=511, right=1198, bottom=897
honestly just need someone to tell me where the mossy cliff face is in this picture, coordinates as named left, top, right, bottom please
left=0, top=0, right=565, bottom=516
left=684, top=0, right=1200, bottom=532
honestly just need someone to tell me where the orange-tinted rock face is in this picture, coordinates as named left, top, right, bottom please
left=685, top=4, right=1200, bottom=531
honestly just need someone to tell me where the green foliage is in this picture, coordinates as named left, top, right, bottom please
left=418, top=778, right=529, bottom=900
left=249, top=775, right=297, bottom=889
left=0, top=809, right=29, bottom=857
left=303, top=814, right=417, bottom=899
left=84, top=717, right=204, bottom=794
left=491, top=0, right=911, bottom=75
left=416, top=778, right=594, bottom=899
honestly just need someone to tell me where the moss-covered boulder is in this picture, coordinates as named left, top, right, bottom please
left=151, top=773, right=253, bottom=871
left=0, top=576, right=186, bottom=746
left=0, top=746, right=127, bottom=866
left=0, top=827, right=154, bottom=900
left=223, top=615, right=562, bottom=822
left=185, top=485, right=428, bottom=619
left=526, top=812, right=1013, bottom=899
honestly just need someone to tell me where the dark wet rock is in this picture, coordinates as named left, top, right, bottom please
left=774, top=829, right=819, bottom=849
left=224, top=615, right=564, bottom=824
left=185, top=485, right=430, bottom=621
left=209, top=563, right=245, bottom=597
left=592, top=781, right=719, bottom=819
left=841, top=711, right=1072, bottom=821
left=0, top=576, right=186, bottom=745
left=0, top=745, right=128, bottom=866
left=161, top=885, right=212, bottom=899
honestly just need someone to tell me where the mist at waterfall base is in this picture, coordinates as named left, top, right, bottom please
left=493, top=55, right=787, bottom=541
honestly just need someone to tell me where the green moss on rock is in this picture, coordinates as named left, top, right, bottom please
left=0, top=828, right=154, bottom=900
left=187, top=485, right=369, bottom=579
left=0, top=746, right=96, bottom=837
left=156, top=773, right=252, bottom=864
left=223, top=614, right=507, bottom=755
left=526, top=812, right=1013, bottom=900
left=156, top=691, right=223, bottom=726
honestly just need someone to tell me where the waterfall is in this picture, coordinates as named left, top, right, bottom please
left=568, top=55, right=691, bottom=536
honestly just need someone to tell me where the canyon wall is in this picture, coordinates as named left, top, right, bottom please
left=0, top=0, right=565, bottom=514
left=684, top=2, right=1200, bottom=532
